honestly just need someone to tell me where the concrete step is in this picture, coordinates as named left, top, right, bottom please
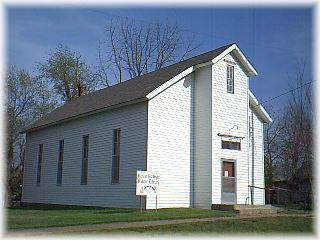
left=236, top=207, right=281, bottom=216
left=212, top=204, right=283, bottom=216
left=234, top=204, right=276, bottom=209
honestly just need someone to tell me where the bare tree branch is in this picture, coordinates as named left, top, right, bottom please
left=100, top=19, right=200, bottom=84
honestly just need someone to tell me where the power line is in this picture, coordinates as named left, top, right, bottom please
left=260, top=81, right=313, bottom=104
left=84, top=8, right=306, bottom=58
left=86, top=8, right=313, bottom=106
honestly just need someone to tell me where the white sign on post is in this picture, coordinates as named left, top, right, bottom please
left=136, top=171, right=160, bottom=196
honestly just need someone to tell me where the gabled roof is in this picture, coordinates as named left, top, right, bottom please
left=249, top=90, right=273, bottom=124
left=24, top=43, right=260, bottom=133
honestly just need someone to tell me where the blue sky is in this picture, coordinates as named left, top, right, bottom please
left=7, top=6, right=313, bottom=116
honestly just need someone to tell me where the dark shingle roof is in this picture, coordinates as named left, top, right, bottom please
left=26, top=43, right=233, bottom=132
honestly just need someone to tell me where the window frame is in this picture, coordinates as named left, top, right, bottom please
left=221, top=140, right=241, bottom=151
left=226, top=64, right=234, bottom=94
left=36, top=144, right=43, bottom=186
left=81, top=135, right=89, bottom=185
left=111, top=128, right=121, bottom=184
left=56, top=139, right=64, bottom=186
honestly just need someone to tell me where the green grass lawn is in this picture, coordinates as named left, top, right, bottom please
left=6, top=206, right=234, bottom=229
left=94, top=216, right=314, bottom=234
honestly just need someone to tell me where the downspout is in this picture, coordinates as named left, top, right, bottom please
left=190, top=73, right=195, bottom=208
left=251, top=111, right=255, bottom=205
left=246, top=88, right=250, bottom=205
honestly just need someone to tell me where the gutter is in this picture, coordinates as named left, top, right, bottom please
left=248, top=90, right=272, bottom=124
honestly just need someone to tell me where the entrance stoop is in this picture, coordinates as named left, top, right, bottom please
left=212, top=204, right=283, bottom=216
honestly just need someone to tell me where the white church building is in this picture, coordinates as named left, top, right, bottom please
left=22, top=43, right=272, bottom=209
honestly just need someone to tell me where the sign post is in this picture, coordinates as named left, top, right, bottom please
left=155, top=194, right=158, bottom=211
left=136, top=171, right=160, bottom=211
left=140, top=195, right=142, bottom=213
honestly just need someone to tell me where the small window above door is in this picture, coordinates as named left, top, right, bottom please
left=221, top=140, right=241, bottom=150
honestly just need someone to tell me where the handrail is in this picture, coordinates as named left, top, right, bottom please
left=248, top=185, right=292, bottom=192
left=248, top=185, right=292, bottom=205
left=248, top=185, right=309, bottom=207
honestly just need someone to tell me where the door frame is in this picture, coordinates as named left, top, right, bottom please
left=220, top=158, right=237, bottom=204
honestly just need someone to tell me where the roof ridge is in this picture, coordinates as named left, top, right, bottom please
left=151, top=43, right=234, bottom=72
left=44, top=43, right=234, bottom=110
left=24, top=43, right=235, bottom=132
left=96, top=42, right=234, bottom=90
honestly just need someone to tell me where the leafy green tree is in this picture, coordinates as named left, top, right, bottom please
left=6, top=65, right=56, bottom=206
left=38, top=44, right=95, bottom=103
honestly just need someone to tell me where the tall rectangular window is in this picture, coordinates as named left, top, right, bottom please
left=36, top=144, right=43, bottom=186
left=81, top=135, right=89, bottom=185
left=111, top=129, right=121, bottom=183
left=227, top=65, right=234, bottom=94
left=56, top=140, right=64, bottom=186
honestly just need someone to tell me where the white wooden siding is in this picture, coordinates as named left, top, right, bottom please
left=211, top=53, right=251, bottom=204
left=193, top=66, right=213, bottom=209
left=22, top=51, right=267, bottom=209
left=146, top=74, right=194, bottom=209
left=250, top=109, right=265, bottom=205
left=22, top=102, right=148, bottom=208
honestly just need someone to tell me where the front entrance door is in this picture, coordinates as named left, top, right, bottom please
left=221, top=160, right=236, bottom=204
